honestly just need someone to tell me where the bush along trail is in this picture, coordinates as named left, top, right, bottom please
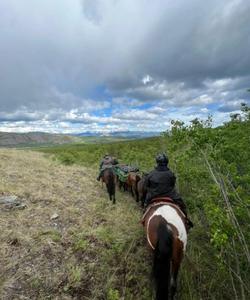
left=0, top=149, right=152, bottom=300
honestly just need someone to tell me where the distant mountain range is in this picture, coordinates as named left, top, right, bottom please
left=0, top=132, right=82, bottom=147
left=75, top=131, right=161, bottom=138
left=0, top=131, right=162, bottom=147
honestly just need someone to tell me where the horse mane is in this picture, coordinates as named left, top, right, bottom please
left=153, top=220, right=173, bottom=300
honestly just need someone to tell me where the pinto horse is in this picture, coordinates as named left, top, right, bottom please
left=142, top=198, right=188, bottom=300
left=102, top=168, right=116, bottom=204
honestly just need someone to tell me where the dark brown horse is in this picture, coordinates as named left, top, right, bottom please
left=102, top=168, right=116, bottom=204
left=142, top=198, right=188, bottom=300
left=137, top=175, right=147, bottom=207
left=126, top=172, right=141, bottom=200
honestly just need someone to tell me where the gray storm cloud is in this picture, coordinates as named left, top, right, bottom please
left=0, top=0, right=249, bottom=130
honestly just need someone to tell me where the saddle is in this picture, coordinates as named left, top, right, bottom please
left=149, top=197, right=175, bottom=205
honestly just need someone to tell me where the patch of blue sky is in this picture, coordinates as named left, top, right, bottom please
left=92, top=106, right=112, bottom=117
left=136, top=102, right=155, bottom=110
left=89, top=85, right=109, bottom=99
left=206, top=103, right=220, bottom=111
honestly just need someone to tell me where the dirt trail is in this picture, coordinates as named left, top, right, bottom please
left=0, top=149, right=151, bottom=300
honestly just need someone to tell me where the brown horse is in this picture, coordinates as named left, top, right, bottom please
left=137, top=175, right=147, bottom=207
left=101, top=168, right=116, bottom=204
left=142, top=198, right=188, bottom=300
left=126, top=172, right=141, bottom=200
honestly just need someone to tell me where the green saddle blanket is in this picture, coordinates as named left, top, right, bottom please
left=114, top=166, right=128, bottom=182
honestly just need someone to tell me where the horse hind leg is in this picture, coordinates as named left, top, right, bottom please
left=170, top=275, right=177, bottom=300
left=170, top=251, right=182, bottom=299
left=112, top=184, right=116, bottom=204
left=140, top=196, right=144, bottom=208
left=135, top=187, right=139, bottom=202
left=130, top=186, right=134, bottom=197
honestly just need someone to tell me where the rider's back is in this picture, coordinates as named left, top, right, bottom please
left=146, top=166, right=180, bottom=200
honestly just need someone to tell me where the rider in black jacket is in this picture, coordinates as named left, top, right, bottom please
left=144, top=153, right=193, bottom=227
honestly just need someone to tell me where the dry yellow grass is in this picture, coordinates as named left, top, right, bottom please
left=0, top=149, right=151, bottom=300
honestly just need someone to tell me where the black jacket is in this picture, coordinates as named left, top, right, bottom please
left=144, top=165, right=181, bottom=201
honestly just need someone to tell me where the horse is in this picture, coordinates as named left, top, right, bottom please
left=116, top=173, right=128, bottom=192
left=137, top=175, right=147, bottom=207
left=114, top=164, right=128, bottom=192
left=101, top=167, right=116, bottom=204
left=126, top=172, right=141, bottom=200
left=142, top=198, right=188, bottom=300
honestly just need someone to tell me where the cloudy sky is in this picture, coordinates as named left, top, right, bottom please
left=0, top=0, right=250, bottom=133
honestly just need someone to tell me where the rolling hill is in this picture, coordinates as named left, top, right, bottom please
left=0, top=132, right=82, bottom=147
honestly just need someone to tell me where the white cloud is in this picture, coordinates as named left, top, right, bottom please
left=142, top=75, right=153, bottom=85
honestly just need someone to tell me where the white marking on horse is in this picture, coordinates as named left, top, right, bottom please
left=148, top=205, right=187, bottom=251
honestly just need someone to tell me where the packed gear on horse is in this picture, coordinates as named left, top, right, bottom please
left=114, top=164, right=130, bottom=183
left=97, top=154, right=119, bottom=181
left=118, top=165, right=139, bottom=173
left=114, top=164, right=139, bottom=185
left=144, top=153, right=193, bottom=228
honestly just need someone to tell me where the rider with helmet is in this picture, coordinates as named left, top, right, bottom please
left=144, top=153, right=193, bottom=227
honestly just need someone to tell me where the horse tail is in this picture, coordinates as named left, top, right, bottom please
left=153, top=221, right=173, bottom=300
left=107, top=168, right=115, bottom=197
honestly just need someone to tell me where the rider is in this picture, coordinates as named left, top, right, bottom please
left=144, top=153, right=193, bottom=227
left=97, top=153, right=119, bottom=181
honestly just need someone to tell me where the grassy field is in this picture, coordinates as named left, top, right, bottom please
left=0, top=149, right=152, bottom=300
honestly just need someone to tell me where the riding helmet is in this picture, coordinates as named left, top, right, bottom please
left=155, top=153, right=169, bottom=166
